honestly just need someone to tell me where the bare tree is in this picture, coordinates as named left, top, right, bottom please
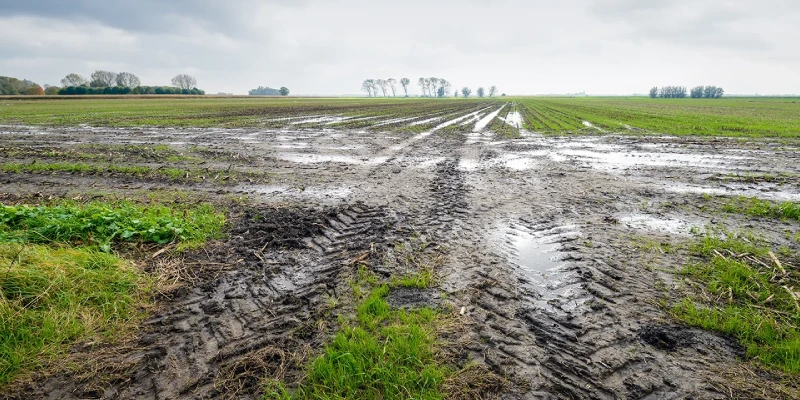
left=489, top=85, right=498, bottom=97
left=171, top=74, right=197, bottom=90
left=375, top=79, right=389, bottom=97
left=429, top=77, right=439, bottom=98
left=461, top=87, right=472, bottom=98
left=61, top=73, right=88, bottom=87
left=437, top=79, right=451, bottom=97
left=649, top=87, right=658, bottom=98
left=400, top=78, right=410, bottom=97
left=371, top=80, right=381, bottom=97
left=477, top=87, right=485, bottom=98
left=90, top=70, right=118, bottom=87
left=116, top=72, right=141, bottom=87
left=454, top=89, right=459, bottom=98
left=387, top=78, right=397, bottom=97
left=418, top=77, right=427, bottom=97
left=362, top=79, right=375, bottom=97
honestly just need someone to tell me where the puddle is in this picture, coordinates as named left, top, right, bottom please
left=666, top=183, right=800, bottom=202
left=500, top=110, right=522, bottom=129
left=253, top=184, right=352, bottom=200
left=619, top=213, right=699, bottom=235
left=496, top=223, right=585, bottom=312
left=277, top=153, right=388, bottom=165
left=473, top=104, right=507, bottom=132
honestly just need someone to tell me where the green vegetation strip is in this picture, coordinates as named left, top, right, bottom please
left=672, top=231, right=800, bottom=373
left=266, top=266, right=448, bottom=399
left=0, top=200, right=225, bottom=386
left=722, top=197, right=800, bottom=222
left=0, top=161, right=255, bottom=183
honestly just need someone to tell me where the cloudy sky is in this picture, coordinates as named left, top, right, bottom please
left=1, top=0, right=798, bottom=95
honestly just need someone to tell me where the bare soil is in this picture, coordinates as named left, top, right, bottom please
left=2, top=119, right=800, bottom=399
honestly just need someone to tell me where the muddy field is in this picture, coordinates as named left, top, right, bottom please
left=2, top=104, right=800, bottom=399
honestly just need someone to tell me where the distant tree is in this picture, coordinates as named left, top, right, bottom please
left=44, top=85, right=60, bottom=95
left=417, top=77, right=426, bottom=97
left=61, top=73, right=88, bottom=87
left=461, top=87, right=472, bottom=98
left=649, top=87, right=658, bottom=98
left=476, top=87, right=485, bottom=98
left=501, top=93, right=506, bottom=96
left=249, top=86, right=281, bottom=95
left=429, top=78, right=439, bottom=98
left=116, top=72, right=140, bottom=87
left=703, top=85, right=724, bottom=99
left=489, top=85, right=498, bottom=97
left=387, top=78, right=397, bottom=97
left=361, top=79, right=375, bottom=97
left=657, top=86, right=686, bottom=98
left=90, top=70, right=117, bottom=87
left=279, top=87, right=289, bottom=96
left=376, top=79, right=389, bottom=97
left=171, top=74, right=197, bottom=90
left=441, top=79, right=452, bottom=97
left=24, top=85, right=45, bottom=95
left=454, top=90, right=459, bottom=98
left=690, top=86, right=704, bottom=98
left=400, top=78, right=410, bottom=97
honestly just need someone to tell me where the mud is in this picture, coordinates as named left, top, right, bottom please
left=2, top=117, right=800, bottom=399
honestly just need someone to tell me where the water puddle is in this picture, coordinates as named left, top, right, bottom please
left=473, top=104, right=507, bottom=132
left=277, top=152, right=388, bottom=165
left=500, top=111, right=522, bottom=129
left=666, top=183, right=800, bottom=202
left=619, top=213, right=699, bottom=235
left=253, top=185, right=352, bottom=200
left=496, top=223, right=585, bottom=312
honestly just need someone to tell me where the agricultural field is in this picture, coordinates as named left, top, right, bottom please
left=1, top=97, right=800, bottom=399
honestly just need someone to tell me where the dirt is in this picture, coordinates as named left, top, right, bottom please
left=2, top=118, right=800, bottom=399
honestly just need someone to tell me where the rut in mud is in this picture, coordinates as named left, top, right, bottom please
left=2, top=112, right=800, bottom=399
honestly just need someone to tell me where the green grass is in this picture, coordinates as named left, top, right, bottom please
left=0, top=200, right=224, bottom=251
left=722, top=197, right=800, bottom=221
left=0, top=161, right=259, bottom=183
left=0, top=199, right=225, bottom=386
left=3, top=96, right=797, bottom=137
left=265, top=265, right=448, bottom=400
left=0, top=243, right=144, bottom=386
left=672, top=230, right=800, bottom=373
left=515, top=97, right=800, bottom=137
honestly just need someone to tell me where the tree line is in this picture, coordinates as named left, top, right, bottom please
left=0, top=71, right=204, bottom=96
left=248, top=86, right=290, bottom=96
left=649, top=85, right=724, bottom=99
left=361, top=77, right=498, bottom=98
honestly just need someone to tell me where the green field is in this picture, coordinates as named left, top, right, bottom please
left=1, top=96, right=799, bottom=137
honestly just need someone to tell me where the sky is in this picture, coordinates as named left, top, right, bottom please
left=1, top=0, right=798, bottom=96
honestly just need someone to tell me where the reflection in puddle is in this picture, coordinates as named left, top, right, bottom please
left=497, top=223, right=585, bottom=312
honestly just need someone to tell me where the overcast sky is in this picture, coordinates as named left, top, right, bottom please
left=1, top=0, right=798, bottom=95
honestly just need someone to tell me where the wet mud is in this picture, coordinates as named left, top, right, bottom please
left=2, top=118, right=799, bottom=399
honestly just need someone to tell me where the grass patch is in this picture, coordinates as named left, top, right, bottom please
left=0, top=161, right=263, bottom=184
left=723, top=197, right=800, bottom=222
left=0, top=200, right=224, bottom=251
left=266, top=267, right=447, bottom=399
left=0, top=243, right=146, bottom=386
left=0, top=199, right=225, bottom=387
left=672, top=229, right=800, bottom=373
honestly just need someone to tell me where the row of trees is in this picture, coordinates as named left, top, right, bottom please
left=61, top=71, right=199, bottom=90
left=455, top=86, right=498, bottom=98
left=248, top=86, right=290, bottom=96
left=361, top=78, right=499, bottom=98
left=649, top=85, right=724, bottom=99
left=690, top=86, right=724, bottom=99
left=58, top=86, right=204, bottom=95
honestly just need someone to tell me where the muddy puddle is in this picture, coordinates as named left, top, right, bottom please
left=618, top=213, right=701, bottom=235
left=496, top=222, right=586, bottom=312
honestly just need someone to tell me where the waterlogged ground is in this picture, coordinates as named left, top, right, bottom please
left=2, top=104, right=800, bottom=398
